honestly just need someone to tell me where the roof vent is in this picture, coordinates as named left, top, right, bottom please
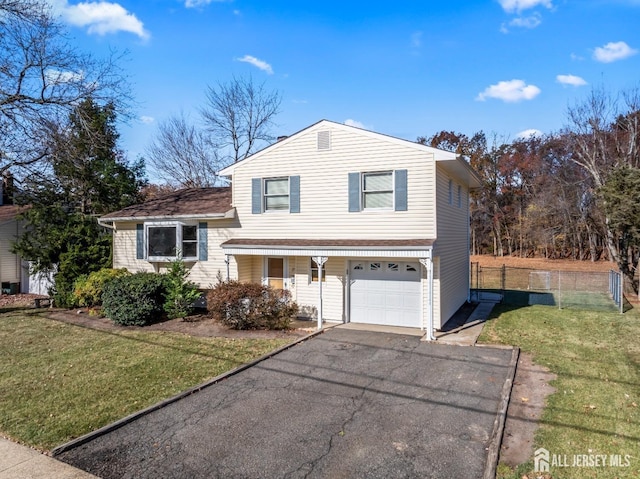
left=317, top=130, right=331, bottom=151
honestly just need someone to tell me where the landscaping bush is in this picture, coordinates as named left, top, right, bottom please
left=207, top=280, right=298, bottom=330
left=102, top=272, right=168, bottom=326
left=72, top=268, right=131, bottom=307
left=163, top=258, right=202, bottom=319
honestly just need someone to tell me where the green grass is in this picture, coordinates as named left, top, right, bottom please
left=479, top=304, right=640, bottom=478
left=0, top=310, right=292, bottom=451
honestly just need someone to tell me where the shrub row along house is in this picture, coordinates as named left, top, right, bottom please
left=99, top=120, right=481, bottom=338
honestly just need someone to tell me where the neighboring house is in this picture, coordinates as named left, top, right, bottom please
left=100, top=120, right=481, bottom=338
left=0, top=204, right=28, bottom=294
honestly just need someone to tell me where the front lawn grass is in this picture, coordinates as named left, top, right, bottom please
left=0, top=310, right=292, bottom=451
left=479, top=304, right=640, bottom=478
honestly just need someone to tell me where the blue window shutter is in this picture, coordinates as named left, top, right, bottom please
left=136, top=224, right=144, bottom=259
left=348, top=172, right=361, bottom=212
left=251, top=178, right=262, bottom=214
left=289, top=175, right=300, bottom=213
left=198, top=222, right=208, bottom=261
left=394, top=169, right=408, bottom=211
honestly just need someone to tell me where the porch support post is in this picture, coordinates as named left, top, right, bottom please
left=224, top=254, right=231, bottom=281
left=419, top=256, right=435, bottom=341
left=313, top=256, right=328, bottom=330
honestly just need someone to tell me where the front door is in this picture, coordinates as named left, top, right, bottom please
left=267, top=257, right=284, bottom=289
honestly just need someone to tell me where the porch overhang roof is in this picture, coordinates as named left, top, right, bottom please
left=221, top=238, right=434, bottom=258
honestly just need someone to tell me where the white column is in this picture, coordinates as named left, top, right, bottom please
left=419, top=257, right=435, bottom=341
left=224, top=254, right=231, bottom=281
left=313, top=256, right=328, bottom=330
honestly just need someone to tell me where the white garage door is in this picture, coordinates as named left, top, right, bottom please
left=350, top=260, right=422, bottom=328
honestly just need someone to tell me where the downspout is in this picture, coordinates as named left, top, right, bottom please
left=427, top=257, right=435, bottom=341
left=420, top=254, right=436, bottom=341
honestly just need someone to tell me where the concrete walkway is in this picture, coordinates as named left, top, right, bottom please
left=435, top=301, right=497, bottom=346
left=0, top=437, right=98, bottom=479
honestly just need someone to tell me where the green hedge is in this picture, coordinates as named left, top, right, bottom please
left=102, top=273, right=168, bottom=326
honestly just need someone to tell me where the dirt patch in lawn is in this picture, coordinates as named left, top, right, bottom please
left=472, top=254, right=615, bottom=272
left=42, top=309, right=312, bottom=340
left=499, top=352, right=556, bottom=468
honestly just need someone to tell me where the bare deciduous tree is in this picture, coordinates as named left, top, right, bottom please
left=200, top=76, right=281, bottom=164
left=0, top=0, right=130, bottom=176
left=564, top=86, right=640, bottom=277
left=146, top=113, right=221, bottom=188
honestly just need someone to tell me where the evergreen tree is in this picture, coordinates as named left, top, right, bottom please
left=13, top=97, right=146, bottom=305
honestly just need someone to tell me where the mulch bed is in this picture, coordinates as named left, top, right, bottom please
left=0, top=293, right=313, bottom=339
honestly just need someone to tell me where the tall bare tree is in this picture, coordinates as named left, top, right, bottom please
left=200, top=76, right=281, bottom=164
left=0, top=0, right=129, bottom=177
left=146, top=113, right=221, bottom=188
left=564, top=86, right=640, bottom=278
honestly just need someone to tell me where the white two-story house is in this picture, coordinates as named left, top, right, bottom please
left=100, top=120, right=481, bottom=338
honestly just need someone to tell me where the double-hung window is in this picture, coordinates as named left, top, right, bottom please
left=362, top=171, right=393, bottom=209
left=264, top=177, right=290, bottom=211
left=146, top=223, right=198, bottom=261
left=348, top=169, right=407, bottom=212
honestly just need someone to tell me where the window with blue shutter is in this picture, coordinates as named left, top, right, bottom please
left=289, top=175, right=300, bottom=213
left=198, top=222, right=208, bottom=261
left=394, top=169, right=408, bottom=211
left=251, top=178, right=262, bottom=214
left=348, top=172, right=361, bottom=212
left=136, top=224, right=144, bottom=259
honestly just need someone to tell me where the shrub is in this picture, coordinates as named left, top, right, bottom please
left=73, top=268, right=131, bottom=307
left=207, top=280, right=298, bottom=330
left=102, top=272, right=168, bottom=326
left=163, top=258, right=201, bottom=319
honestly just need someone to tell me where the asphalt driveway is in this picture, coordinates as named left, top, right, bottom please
left=55, top=327, right=516, bottom=479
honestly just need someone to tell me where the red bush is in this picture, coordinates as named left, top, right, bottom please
left=207, top=280, right=298, bottom=330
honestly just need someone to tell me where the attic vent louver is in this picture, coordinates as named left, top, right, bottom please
left=317, top=130, right=331, bottom=151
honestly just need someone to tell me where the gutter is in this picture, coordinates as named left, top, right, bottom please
left=98, top=208, right=236, bottom=226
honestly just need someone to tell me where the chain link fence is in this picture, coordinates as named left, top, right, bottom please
left=470, top=263, right=626, bottom=313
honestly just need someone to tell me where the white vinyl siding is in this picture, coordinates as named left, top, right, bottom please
left=229, top=125, right=437, bottom=240
left=434, top=165, right=470, bottom=329
left=0, top=220, right=22, bottom=284
left=112, top=220, right=237, bottom=288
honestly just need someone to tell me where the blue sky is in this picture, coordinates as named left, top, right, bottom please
left=49, top=0, right=639, bottom=169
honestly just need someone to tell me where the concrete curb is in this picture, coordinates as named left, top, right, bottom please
left=483, top=346, right=520, bottom=479
left=51, top=328, right=325, bottom=457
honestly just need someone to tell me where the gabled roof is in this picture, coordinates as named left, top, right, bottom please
left=218, top=119, right=482, bottom=188
left=100, top=187, right=233, bottom=222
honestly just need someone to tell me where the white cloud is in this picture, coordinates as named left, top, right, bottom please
left=476, top=79, right=541, bottom=102
left=517, top=128, right=543, bottom=139
left=498, top=0, right=553, bottom=13
left=140, top=115, right=155, bottom=124
left=60, top=1, right=149, bottom=40
left=236, top=55, right=274, bottom=75
left=45, top=68, right=84, bottom=84
left=508, top=13, right=541, bottom=29
left=593, top=41, right=638, bottom=63
left=185, top=0, right=226, bottom=8
left=344, top=119, right=366, bottom=129
left=556, top=74, right=587, bottom=86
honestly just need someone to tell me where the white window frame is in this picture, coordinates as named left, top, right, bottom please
left=145, top=221, right=198, bottom=262
left=263, top=177, right=290, bottom=212
left=362, top=171, right=394, bottom=210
